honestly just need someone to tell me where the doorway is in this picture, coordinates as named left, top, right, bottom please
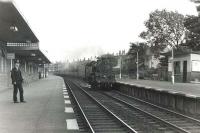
left=183, top=61, right=187, bottom=82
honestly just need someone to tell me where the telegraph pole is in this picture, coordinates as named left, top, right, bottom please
left=119, top=56, right=122, bottom=79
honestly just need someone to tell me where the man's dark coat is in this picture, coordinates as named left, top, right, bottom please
left=11, top=67, right=23, bottom=84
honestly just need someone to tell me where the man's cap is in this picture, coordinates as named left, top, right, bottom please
left=14, top=59, right=20, bottom=64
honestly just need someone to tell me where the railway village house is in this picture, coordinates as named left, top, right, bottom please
left=117, top=47, right=160, bottom=79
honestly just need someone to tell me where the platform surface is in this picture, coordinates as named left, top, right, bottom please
left=0, top=75, right=79, bottom=133
left=116, top=78, right=200, bottom=97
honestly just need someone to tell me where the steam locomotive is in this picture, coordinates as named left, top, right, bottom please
left=61, top=54, right=118, bottom=89
left=85, top=54, right=117, bottom=89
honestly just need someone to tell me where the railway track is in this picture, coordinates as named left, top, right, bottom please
left=69, top=79, right=186, bottom=133
left=67, top=78, right=200, bottom=133
left=84, top=91, right=181, bottom=133
left=72, top=78, right=200, bottom=133
left=64, top=78, right=135, bottom=133
left=67, top=88, right=89, bottom=132
left=103, top=90, right=200, bottom=133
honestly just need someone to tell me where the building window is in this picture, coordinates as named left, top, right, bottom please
left=174, top=61, right=180, bottom=74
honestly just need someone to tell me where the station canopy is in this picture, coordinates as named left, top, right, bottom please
left=0, top=1, right=50, bottom=64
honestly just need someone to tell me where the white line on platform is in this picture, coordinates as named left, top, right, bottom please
left=63, top=90, right=68, bottom=92
left=170, top=91, right=178, bottom=94
left=64, top=95, right=69, bottom=98
left=65, top=107, right=74, bottom=113
left=65, top=100, right=71, bottom=104
left=186, top=94, right=196, bottom=98
left=66, top=119, right=79, bottom=130
left=63, top=92, right=68, bottom=95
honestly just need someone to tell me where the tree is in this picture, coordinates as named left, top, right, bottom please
left=127, top=42, right=148, bottom=78
left=128, top=42, right=147, bottom=60
left=96, top=54, right=117, bottom=73
left=140, top=9, right=186, bottom=56
left=184, top=15, right=200, bottom=50
left=191, top=0, right=200, bottom=4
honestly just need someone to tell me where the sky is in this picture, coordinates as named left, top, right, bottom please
left=13, top=0, right=197, bottom=63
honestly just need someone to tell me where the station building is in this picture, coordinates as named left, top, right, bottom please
left=0, top=1, right=50, bottom=91
left=0, top=41, right=8, bottom=89
left=168, top=50, right=200, bottom=83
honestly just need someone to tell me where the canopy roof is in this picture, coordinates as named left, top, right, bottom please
left=7, top=47, right=51, bottom=64
left=0, top=1, right=38, bottom=43
left=0, top=1, right=50, bottom=64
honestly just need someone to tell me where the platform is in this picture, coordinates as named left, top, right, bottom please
left=115, top=78, right=200, bottom=114
left=0, top=75, right=79, bottom=133
left=116, top=78, right=200, bottom=97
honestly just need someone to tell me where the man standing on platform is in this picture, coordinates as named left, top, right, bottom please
left=11, top=60, right=26, bottom=103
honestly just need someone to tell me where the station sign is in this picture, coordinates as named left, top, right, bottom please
left=7, top=53, right=15, bottom=59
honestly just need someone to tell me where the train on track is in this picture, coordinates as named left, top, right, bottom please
left=87, top=54, right=117, bottom=89
left=58, top=54, right=118, bottom=89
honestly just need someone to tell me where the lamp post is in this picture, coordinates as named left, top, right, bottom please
left=136, top=50, right=139, bottom=80
left=171, top=46, right=174, bottom=84
left=9, top=25, right=18, bottom=70
left=119, top=56, right=122, bottom=79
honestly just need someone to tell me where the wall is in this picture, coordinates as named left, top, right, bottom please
left=115, top=83, right=200, bottom=115
left=20, top=61, right=39, bottom=84
left=0, top=73, right=9, bottom=91
left=0, top=47, right=9, bottom=91
left=190, top=54, right=200, bottom=82
left=0, top=59, right=12, bottom=91
left=0, top=58, right=40, bottom=91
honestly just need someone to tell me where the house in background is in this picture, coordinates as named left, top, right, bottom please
left=115, top=47, right=160, bottom=79
left=144, top=47, right=160, bottom=69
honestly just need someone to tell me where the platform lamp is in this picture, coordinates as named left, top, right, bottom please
left=9, top=25, right=18, bottom=70
left=117, top=50, right=122, bottom=79
left=136, top=49, right=139, bottom=80
left=171, top=45, right=175, bottom=84
left=119, top=55, right=122, bottom=79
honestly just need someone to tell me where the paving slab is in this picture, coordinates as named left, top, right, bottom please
left=0, top=75, right=79, bottom=133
